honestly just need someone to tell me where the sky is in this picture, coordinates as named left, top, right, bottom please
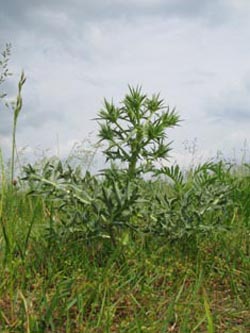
left=0, top=0, right=250, bottom=167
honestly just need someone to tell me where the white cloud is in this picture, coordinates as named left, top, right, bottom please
left=0, top=0, right=250, bottom=165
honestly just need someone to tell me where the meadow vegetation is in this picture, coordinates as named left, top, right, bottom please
left=0, top=45, right=250, bottom=332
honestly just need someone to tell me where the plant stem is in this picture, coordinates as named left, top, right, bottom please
left=10, top=119, right=17, bottom=184
left=10, top=71, right=26, bottom=184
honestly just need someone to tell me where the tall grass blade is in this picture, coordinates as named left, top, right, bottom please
left=203, top=288, right=215, bottom=333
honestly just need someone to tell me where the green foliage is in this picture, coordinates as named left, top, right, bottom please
left=21, top=88, right=240, bottom=246
left=1, top=50, right=250, bottom=333
left=23, top=161, right=132, bottom=244
left=21, top=86, right=181, bottom=245
left=22, top=156, right=236, bottom=248
left=138, top=161, right=235, bottom=241
left=96, top=86, right=180, bottom=179
left=0, top=180, right=250, bottom=332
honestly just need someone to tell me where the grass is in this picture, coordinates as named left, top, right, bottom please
left=0, top=164, right=250, bottom=333
left=0, top=77, right=249, bottom=331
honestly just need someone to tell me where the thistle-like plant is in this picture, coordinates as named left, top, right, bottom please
left=23, top=87, right=181, bottom=246
left=96, top=86, right=180, bottom=180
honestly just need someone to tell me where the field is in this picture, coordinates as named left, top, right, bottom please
left=0, top=157, right=250, bottom=333
left=1, top=48, right=250, bottom=332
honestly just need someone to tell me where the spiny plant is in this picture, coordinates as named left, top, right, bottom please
left=23, top=87, right=180, bottom=246
left=23, top=86, right=238, bottom=248
left=96, top=85, right=180, bottom=180
left=23, top=158, right=143, bottom=248
left=150, top=161, right=236, bottom=241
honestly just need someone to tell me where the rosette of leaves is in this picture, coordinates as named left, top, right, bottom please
left=23, top=160, right=96, bottom=242
left=23, top=159, right=145, bottom=246
left=148, top=162, right=235, bottom=240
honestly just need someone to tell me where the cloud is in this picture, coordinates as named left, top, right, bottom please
left=207, top=76, right=250, bottom=123
left=0, top=0, right=244, bottom=33
left=0, top=108, right=12, bottom=136
left=0, top=0, right=250, bottom=164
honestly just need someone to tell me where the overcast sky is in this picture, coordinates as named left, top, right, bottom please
left=1, top=0, right=250, bottom=167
